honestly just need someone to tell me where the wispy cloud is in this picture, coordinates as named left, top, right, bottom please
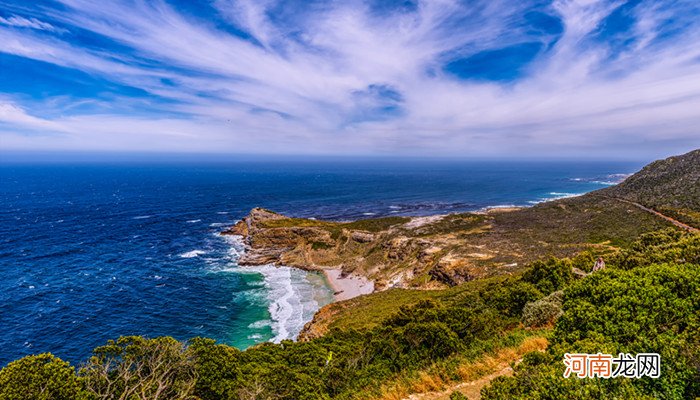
left=0, top=15, right=62, bottom=32
left=0, top=0, right=699, bottom=158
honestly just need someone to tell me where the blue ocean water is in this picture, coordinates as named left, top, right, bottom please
left=0, top=159, right=642, bottom=365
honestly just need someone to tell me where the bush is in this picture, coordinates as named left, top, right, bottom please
left=521, top=290, right=563, bottom=327
left=0, top=353, right=84, bottom=400
left=612, top=229, right=700, bottom=269
left=480, top=280, right=543, bottom=317
left=522, top=258, right=574, bottom=294
left=450, top=391, right=468, bottom=400
left=189, top=337, right=242, bottom=400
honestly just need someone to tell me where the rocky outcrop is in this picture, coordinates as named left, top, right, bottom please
left=350, top=231, right=375, bottom=243
left=222, top=208, right=334, bottom=267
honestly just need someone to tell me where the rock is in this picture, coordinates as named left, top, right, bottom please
left=383, top=237, right=411, bottom=260
left=572, top=267, right=588, bottom=278
left=429, top=256, right=475, bottom=286
left=221, top=219, right=248, bottom=236
left=221, top=207, right=284, bottom=238
left=350, top=230, right=375, bottom=243
left=419, top=245, right=442, bottom=262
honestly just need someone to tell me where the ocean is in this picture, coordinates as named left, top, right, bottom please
left=0, top=158, right=642, bottom=365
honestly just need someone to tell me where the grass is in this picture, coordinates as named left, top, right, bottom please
left=412, top=214, right=488, bottom=237
left=340, top=216, right=411, bottom=232
left=261, top=215, right=410, bottom=232
left=260, top=217, right=333, bottom=228
left=325, top=275, right=510, bottom=333
left=354, top=329, right=549, bottom=400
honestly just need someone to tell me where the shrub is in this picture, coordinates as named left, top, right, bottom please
left=521, top=290, right=563, bottom=327
left=189, top=337, right=242, bottom=400
left=480, top=280, right=543, bottom=317
left=522, top=258, right=574, bottom=294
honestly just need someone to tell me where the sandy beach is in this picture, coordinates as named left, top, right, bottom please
left=323, top=269, right=374, bottom=301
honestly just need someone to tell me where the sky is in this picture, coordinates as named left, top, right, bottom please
left=1, top=0, right=699, bottom=159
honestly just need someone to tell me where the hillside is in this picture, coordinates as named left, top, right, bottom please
left=601, top=148, right=700, bottom=227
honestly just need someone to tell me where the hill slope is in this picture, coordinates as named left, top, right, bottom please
left=600, top=148, right=700, bottom=227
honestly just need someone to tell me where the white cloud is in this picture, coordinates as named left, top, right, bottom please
left=0, top=0, right=699, bottom=158
left=0, top=15, right=62, bottom=32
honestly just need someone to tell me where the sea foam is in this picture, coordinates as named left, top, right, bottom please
left=215, top=234, right=333, bottom=343
left=180, top=250, right=207, bottom=258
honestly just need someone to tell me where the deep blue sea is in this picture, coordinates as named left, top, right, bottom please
left=0, top=158, right=644, bottom=366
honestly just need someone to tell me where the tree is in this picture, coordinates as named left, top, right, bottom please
left=79, top=336, right=197, bottom=400
left=188, top=337, right=242, bottom=400
left=0, top=353, right=84, bottom=400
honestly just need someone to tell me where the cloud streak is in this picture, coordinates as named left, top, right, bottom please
left=0, top=0, right=699, bottom=158
left=0, top=15, right=62, bottom=32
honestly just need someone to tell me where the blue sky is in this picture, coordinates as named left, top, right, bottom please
left=1, top=0, right=699, bottom=159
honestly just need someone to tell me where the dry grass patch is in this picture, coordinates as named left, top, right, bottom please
left=370, top=336, right=548, bottom=400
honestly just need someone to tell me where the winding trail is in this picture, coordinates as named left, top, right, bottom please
left=611, top=198, right=699, bottom=233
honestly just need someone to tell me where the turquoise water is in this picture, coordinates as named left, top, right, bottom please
left=0, top=159, right=642, bottom=365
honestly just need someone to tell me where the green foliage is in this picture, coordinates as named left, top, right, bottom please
left=612, top=228, right=700, bottom=269
left=0, top=353, right=84, bottom=400
left=479, top=279, right=543, bottom=317
left=522, top=258, right=574, bottom=294
left=449, top=391, right=468, bottom=400
left=339, top=216, right=410, bottom=232
left=189, top=337, right=241, bottom=400
left=482, top=232, right=700, bottom=400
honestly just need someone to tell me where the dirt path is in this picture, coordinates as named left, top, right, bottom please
left=395, top=337, right=548, bottom=400
left=406, top=364, right=514, bottom=400
left=612, top=198, right=698, bottom=233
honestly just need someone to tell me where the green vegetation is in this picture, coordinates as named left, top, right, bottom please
left=1, top=232, right=697, bottom=399
left=449, top=391, right=468, bottom=400
left=482, top=229, right=700, bottom=400
left=411, top=213, right=487, bottom=237
left=521, top=290, right=563, bottom=328
left=0, top=245, right=578, bottom=399
left=0, top=354, right=85, bottom=400
left=339, top=216, right=411, bottom=232
left=260, top=215, right=410, bottom=233
left=81, top=336, right=197, bottom=399
left=260, top=217, right=334, bottom=228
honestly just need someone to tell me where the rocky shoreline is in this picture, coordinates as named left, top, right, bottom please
left=220, top=207, right=482, bottom=291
